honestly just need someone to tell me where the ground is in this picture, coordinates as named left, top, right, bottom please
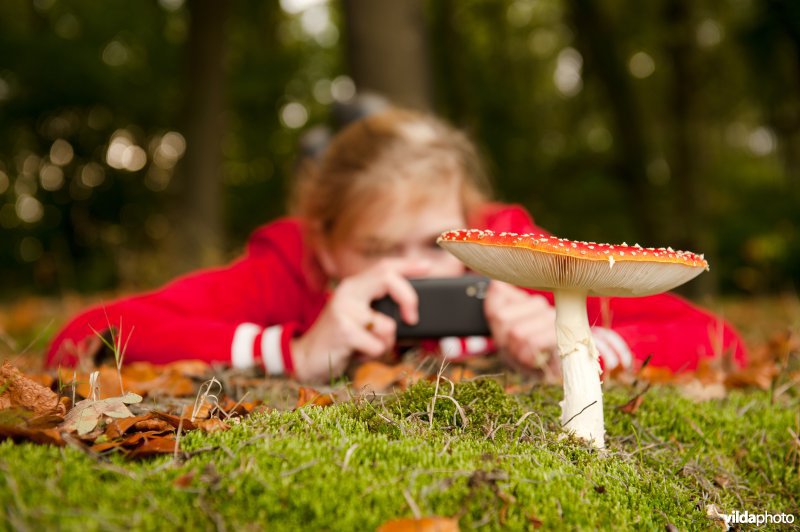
left=0, top=295, right=798, bottom=530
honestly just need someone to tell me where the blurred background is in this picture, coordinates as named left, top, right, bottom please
left=0, top=0, right=798, bottom=303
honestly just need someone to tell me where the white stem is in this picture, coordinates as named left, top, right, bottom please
left=554, top=289, right=605, bottom=448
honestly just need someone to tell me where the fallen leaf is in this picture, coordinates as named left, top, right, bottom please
left=0, top=425, right=65, bottom=446
left=448, top=366, right=476, bottom=383
left=638, top=365, right=674, bottom=384
left=128, top=435, right=177, bottom=458
left=678, top=380, right=727, bottom=402
left=0, top=361, right=65, bottom=417
left=353, top=361, right=414, bottom=392
left=195, top=417, right=229, bottom=433
left=528, top=514, right=544, bottom=528
left=151, top=411, right=197, bottom=431
left=377, top=517, right=460, bottom=532
left=173, top=471, right=195, bottom=488
left=164, top=359, right=212, bottom=379
left=724, top=362, right=779, bottom=390
left=104, top=414, right=157, bottom=440
left=296, top=387, right=334, bottom=408
left=133, top=418, right=173, bottom=433
left=61, top=392, right=142, bottom=435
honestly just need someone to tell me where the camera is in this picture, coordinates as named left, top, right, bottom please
left=371, top=275, right=491, bottom=338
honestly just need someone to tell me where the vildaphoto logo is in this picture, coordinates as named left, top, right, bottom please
left=721, top=510, right=795, bottom=526
left=706, top=505, right=797, bottom=528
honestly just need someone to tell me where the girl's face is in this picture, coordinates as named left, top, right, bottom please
left=318, top=179, right=468, bottom=280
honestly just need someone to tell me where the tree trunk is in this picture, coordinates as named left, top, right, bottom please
left=341, top=0, right=433, bottom=111
left=566, top=0, right=657, bottom=244
left=169, top=0, right=230, bottom=274
left=663, top=0, right=712, bottom=296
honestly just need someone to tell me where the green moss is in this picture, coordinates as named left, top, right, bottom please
left=1, top=382, right=797, bottom=530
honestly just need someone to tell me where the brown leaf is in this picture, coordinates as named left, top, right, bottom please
left=678, top=380, right=727, bottom=402
left=58, top=366, right=124, bottom=400
left=122, top=362, right=196, bottom=397
left=353, top=361, right=416, bottom=393
left=0, top=425, right=65, bottom=446
left=0, top=361, right=65, bottom=417
left=618, top=394, right=646, bottom=415
left=638, top=365, right=674, bottom=384
left=216, top=396, right=262, bottom=416
left=58, top=362, right=200, bottom=401
left=173, top=471, right=195, bottom=488
left=128, top=435, right=177, bottom=458
left=24, top=373, right=55, bottom=389
left=724, top=362, right=779, bottom=390
left=104, top=414, right=156, bottom=440
left=181, top=401, right=213, bottom=420
left=151, top=411, right=197, bottom=431
left=448, top=366, right=476, bottom=383
left=195, top=417, right=229, bottom=433
left=296, top=387, right=334, bottom=408
left=133, top=418, right=173, bottom=433
left=164, top=359, right=212, bottom=379
left=377, top=517, right=460, bottom=532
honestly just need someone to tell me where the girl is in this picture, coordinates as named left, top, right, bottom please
left=46, top=108, right=747, bottom=382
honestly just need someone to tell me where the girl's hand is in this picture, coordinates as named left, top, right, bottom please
left=484, top=281, right=558, bottom=372
left=291, top=259, right=429, bottom=383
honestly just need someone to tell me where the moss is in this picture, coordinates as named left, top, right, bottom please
left=1, top=382, right=797, bottom=530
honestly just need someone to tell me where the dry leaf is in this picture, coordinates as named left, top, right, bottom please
left=296, top=387, right=334, bottom=408
left=353, top=361, right=414, bottom=392
left=195, top=417, right=229, bottom=433
left=678, top=380, right=727, bottom=402
left=104, top=414, right=156, bottom=440
left=377, top=516, right=460, bottom=532
left=173, top=472, right=195, bottom=488
left=151, top=411, right=198, bottom=431
left=0, top=361, right=65, bottom=417
left=0, top=425, right=65, bottom=446
left=61, top=392, right=142, bottom=435
left=619, top=394, right=645, bottom=414
left=128, top=434, right=177, bottom=458
left=638, top=365, right=674, bottom=384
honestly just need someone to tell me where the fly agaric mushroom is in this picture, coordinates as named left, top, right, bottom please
left=437, top=230, right=709, bottom=448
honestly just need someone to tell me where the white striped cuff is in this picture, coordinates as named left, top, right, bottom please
left=591, top=327, right=633, bottom=370
left=439, top=336, right=490, bottom=359
left=231, top=323, right=262, bottom=369
left=231, top=323, right=287, bottom=375
left=261, top=325, right=285, bottom=375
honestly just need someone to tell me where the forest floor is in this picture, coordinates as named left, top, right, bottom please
left=0, top=294, right=798, bottom=530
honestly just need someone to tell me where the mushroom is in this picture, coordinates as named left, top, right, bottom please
left=437, top=230, right=709, bottom=448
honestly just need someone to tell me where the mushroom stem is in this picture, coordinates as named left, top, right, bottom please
left=554, top=289, right=605, bottom=448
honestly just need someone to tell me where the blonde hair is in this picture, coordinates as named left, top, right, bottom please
left=291, top=108, right=492, bottom=246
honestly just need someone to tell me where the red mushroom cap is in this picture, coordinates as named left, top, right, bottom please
left=437, top=230, right=709, bottom=297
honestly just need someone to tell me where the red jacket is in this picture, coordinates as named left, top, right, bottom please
left=46, top=204, right=748, bottom=374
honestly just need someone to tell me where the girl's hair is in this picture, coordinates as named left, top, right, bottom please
left=290, top=108, right=493, bottom=246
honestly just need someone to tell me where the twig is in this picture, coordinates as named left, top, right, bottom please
left=341, top=444, right=359, bottom=471
left=560, top=400, right=598, bottom=428
left=280, top=459, right=319, bottom=478
left=403, top=489, right=422, bottom=520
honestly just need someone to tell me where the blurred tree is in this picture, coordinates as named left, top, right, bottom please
left=169, top=0, right=230, bottom=274
left=566, top=0, right=656, bottom=243
left=342, top=0, right=432, bottom=110
left=0, top=0, right=797, bottom=299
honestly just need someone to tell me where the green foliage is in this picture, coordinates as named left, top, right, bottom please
left=1, top=383, right=797, bottom=530
left=0, top=0, right=798, bottom=296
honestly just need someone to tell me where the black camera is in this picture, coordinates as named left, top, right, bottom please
left=371, top=275, right=491, bottom=338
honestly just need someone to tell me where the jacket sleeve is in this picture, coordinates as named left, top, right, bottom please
left=585, top=294, right=748, bottom=372
left=45, top=253, right=305, bottom=374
